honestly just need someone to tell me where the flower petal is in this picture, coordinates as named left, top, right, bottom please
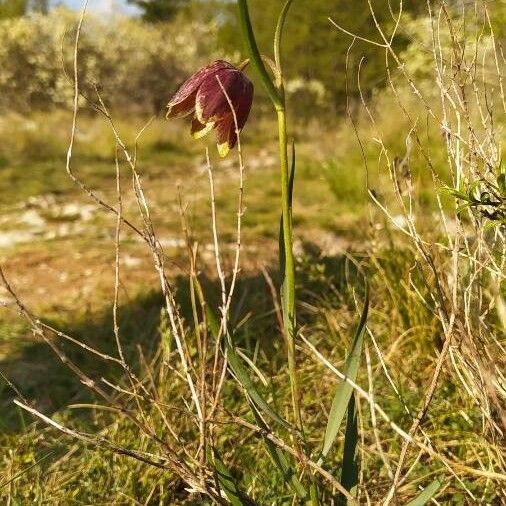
left=234, top=79, right=254, bottom=131
left=214, top=114, right=236, bottom=158
left=212, top=79, right=253, bottom=157
left=166, top=60, right=233, bottom=119
left=191, top=116, right=214, bottom=139
left=166, top=92, right=196, bottom=119
left=196, top=69, right=253, bottom=124
left=217, top=141, right=230, bottom=158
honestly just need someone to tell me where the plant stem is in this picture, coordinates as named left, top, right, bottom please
left=237, top=0, right=302, bottom=435
left=237, top=0, right=282, bottom=109
left=277, top=106, right=302, bottom=433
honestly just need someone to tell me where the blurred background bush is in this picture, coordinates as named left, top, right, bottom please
left=0, top=5, right=219, bottom=113
left=2, top=0, right=500, bottom=118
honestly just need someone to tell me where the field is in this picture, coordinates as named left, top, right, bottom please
left=0, top=2, right=505, bottom=505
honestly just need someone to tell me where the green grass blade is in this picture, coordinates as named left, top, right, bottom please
left=250, top=403, right=307, bottom=499
left=210, top=448, right=251, bottom=506
left=0, top=450, right=56, bottom=489
left=227, top=338, right=291, bottom=429
left=319, top=288, right=369, bottom=464
left=405, top=479, right=442, bottom=506
left=309, top=483, right=321, bottom=505
left=338, top=394, right=359, bottom=504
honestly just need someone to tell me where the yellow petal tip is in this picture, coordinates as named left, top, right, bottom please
left=217, top=142, right=230, bottom=158
left=192, top=121, right=214, bottom=140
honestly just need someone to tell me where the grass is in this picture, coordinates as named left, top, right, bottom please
left=0, top=77, right=505, bottom=504
left=0, top=0, right=505, bottom=501
left=1, top=247, right=502, bottom=504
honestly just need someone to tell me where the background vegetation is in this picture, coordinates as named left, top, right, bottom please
left=0, top=0, right=505, bottom=504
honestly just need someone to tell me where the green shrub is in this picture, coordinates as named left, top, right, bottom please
left=0, top=8, right=219, bottom=114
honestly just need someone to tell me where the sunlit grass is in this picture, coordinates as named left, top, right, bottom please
left=0, top=69, right=504, bottom=502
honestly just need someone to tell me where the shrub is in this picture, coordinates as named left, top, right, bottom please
left=0, top=8, right=219, bottom=114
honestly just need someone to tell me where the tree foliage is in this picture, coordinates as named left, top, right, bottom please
left=0, top=8, right=219, bottom=113
left=0, top=0, right=26, bottom=19
left=216, top=0, right=426, bottom=114
left=126, top=0, right=189, bottom=22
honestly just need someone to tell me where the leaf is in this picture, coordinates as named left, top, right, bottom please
left=309, top=483, right=321, bottom=505
left=279, top=141, right=296, bottom=320
left=279, top=141, right=296, bottom=283
left=404, top=479, right=442, bottom=506
left=206, top=305, right=220, bottom=340
left=236, top=348, right=269, bottom=387
left=455, top=203, right=471, bottom=215
left=226, top=337, right=291, bottom=429
left=237, top=0, right=282, bottom=108
left=497, top=172, right=506, bottom=196
left=202, top=296, right=290, bottom=429
left=210, top=448, right=252, bottom=506
left=250, top=403, right=307, bottom=499
left=441, top=186, right=468, bottom=200
left=484, top=220, right=503, bottom=231
left=338, top=394, right=359, bottom=505
left=288, top=141, right=296, bottom=209
left=274, top=0, right=295, bottom=69
left=319, top=288, right=369, bottom=465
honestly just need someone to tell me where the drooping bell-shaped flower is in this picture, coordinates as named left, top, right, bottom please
left=166, top=60, right=254, bottom=157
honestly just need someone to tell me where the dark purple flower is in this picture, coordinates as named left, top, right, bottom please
left=166, top=60, right=254, bottom=157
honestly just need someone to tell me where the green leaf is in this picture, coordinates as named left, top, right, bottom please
left=405, top=479, right=442, bottom=506
left=206, top=305, right=220, bottom=340
left=274, top=0, right=294, bottom=70
left=210, top=448, right=251, bottom=506
left=279, top=141, right=296, bottom=283
left=497, top=173, right=506, bottom=195
left=202, top=296, right=290, bottom=430
left=309, top=483, right=321, bottom=505
left=250, top=403, right=307, bottom=499
left=338, top=394, right=359, bottom=505
left=484, top=220, right=503, bottom=231
left=226, top=337, right=291, bottom=429
left=456, top=203, right=471, bottom=214
left=288, top=141, right=296, bottom=210
left=319, top=288, right=369, bottom=465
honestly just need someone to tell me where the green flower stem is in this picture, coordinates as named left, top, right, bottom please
left=277, top=106, right=302, bottom=434
left=237, top=0, right=302, bottom=435
left=237, top=0, right=282, bottom=110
